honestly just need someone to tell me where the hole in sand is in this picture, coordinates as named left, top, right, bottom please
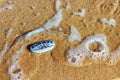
left=88, top=41, right=104, bottom=52
left=71, top=57, right=77, bottom=63
left=12, top=68, right=21, bottom=74
left=77, top=53, right=80, bottom=56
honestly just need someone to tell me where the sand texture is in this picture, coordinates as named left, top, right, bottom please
left=0, top=0, right=120, bottom=80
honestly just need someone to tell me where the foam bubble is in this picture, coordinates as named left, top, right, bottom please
left=66, top=34, right=110, bottom=66
left=84, top=34, right=109, bottom=59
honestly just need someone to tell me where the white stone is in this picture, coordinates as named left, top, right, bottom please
left=29, top=40, right=55, bottom=54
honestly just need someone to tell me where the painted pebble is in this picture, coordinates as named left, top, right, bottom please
left=28, top=40, right=55, bottom=53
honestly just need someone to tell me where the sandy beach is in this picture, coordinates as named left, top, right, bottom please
left=0, top=0, right=120, bottom=80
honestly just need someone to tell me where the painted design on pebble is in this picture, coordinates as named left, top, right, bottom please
left=28, top=40, right=55, bottom=53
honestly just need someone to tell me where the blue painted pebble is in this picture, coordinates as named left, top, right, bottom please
left=28, top=40, right=55, bottom=53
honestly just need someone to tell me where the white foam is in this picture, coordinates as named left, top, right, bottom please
left=43, top=10, right=63, bottom=29
left=0, top=42, right=8, bottom=63
left=55, top=0, right=61, bottom=11
left=66, top=34, right=110, bottom=66
left=68, top=25, right=81, bottom=42
left=109, top=45, right=120, bottom=65
left=108, top=18, right=116, bottom=26
left=5, top=5, right=13, bottom=10
left=10, top=0, right=63, bottom=46
left=100, top=18, right=116, bottom=27
left=73, top=8, right=86, bottom=17
left=66, top=47, right=86, bottom=65
left=0, top=5, right=13, bottom=12
left=0, top=7, right=4, bottom=12
left=84, top=34, right=109, bottom=59
left=25, top=27, right=45, bottom=38
left=100, top=18, right=107, bottom=24
left=8, top=46, right=24, bottom=80
left=25, top=10, right=62, bottom=38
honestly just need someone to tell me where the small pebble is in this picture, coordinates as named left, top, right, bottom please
left=58, top=27, right=63, bottom=32
left=21, top=22, right=26, bottom=26
left=31, top=5, right=36, bottom=9
left=5, top=28, right=13, bottom=37
left=35, top=12, right=41, bottom=16
left=28, top=40, right=55, bottom=53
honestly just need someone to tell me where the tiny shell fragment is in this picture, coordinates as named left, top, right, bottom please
left=28, top=40, right=55, bottom=53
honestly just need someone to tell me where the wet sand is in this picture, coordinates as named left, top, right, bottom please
left=0, top=0, right=120, bottom=80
